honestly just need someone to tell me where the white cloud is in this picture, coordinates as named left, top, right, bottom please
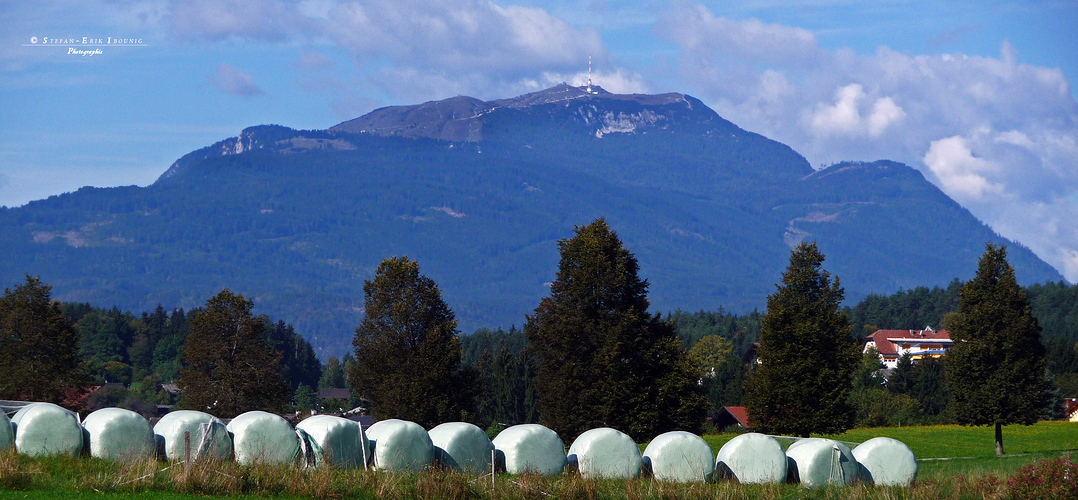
left=923, top=136, right=1003, bottom=202
left=155, top=0, right=615, bottom=107
left=208, top=64, right=264, bottom=96
left=807, top=83, right=905, bottom=138
left=868, top=96, right=905, bottom=137
left=809, top=84, right=865, bottom=137
left=658, top=2, right=819, bottom=65
left=317, top=0, right=604, bottom=76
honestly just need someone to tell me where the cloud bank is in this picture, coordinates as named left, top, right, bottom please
left=658, top=2, right=1078, bottom=282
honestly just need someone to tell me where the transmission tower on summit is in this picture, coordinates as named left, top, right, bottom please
left=587, top=55, right=593, bottom=94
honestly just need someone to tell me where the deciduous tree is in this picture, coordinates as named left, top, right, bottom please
left=946, top=244, right=1051, bottom=455
left=525, top=218, right=707, bottom=441
left=744, top=242, right=859, bottom=437
left=177, top=289, right=291, bottom=417
left=348, top=256, right=471, bottom=427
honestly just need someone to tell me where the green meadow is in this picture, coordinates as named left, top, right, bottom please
left=2, top=421, right=1076, bottom=500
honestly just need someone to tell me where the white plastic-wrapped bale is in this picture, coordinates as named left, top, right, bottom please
left=226, top=410, right=301, bottom=466
left=566, top=427, right=642, bottom=479
left=0, top=410, right=12, bottom=452
left=492, top=424, right=566, bottom=475
left=641, top=431, right=714, bottom=483
left=428, top=422, right=494, bottom=473
left=852, top=437, right=917, bottom=486
left=153, top=410, right=232, bottom=462
left=11, top=403, right=82, bottom=457
left=714, top=432, right=787, bottom=484
left=82, top=407, right=155, bottom=462
left=785, top=438, right=858, bottom=488
left=295, top=415, right=370, bottom=468
left=365, top=419, right=433, bottom=472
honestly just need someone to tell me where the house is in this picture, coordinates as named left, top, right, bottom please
left=713, top=406, right=751, bottom=429
left=317, top=388, right=350, bottom=401
left=864, top=327, right=953, bottom=369
left=1065, top=399, right=1078, bottom=422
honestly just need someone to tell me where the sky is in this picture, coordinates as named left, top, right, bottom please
left=2, top=0, right=1077, bottom=281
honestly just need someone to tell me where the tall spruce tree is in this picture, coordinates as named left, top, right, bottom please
left=177, top=289, right=291, bottom=417
left=945, top=244, right=1050, bottom=455
left=525, top=219, right=707, bottom=441
left=348, top=256, right=471, bottom=427
left=744, top=241, right=859, bottom=437
left=0, top=276, right=89, bottom=404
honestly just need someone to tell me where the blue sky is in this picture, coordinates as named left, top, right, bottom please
left=2, top=0, right=1077, bottom=280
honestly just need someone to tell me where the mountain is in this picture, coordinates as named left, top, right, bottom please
left=0, top=84, right=1063, bottom=357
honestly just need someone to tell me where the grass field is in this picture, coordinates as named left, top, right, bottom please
left=2, top=421, right=1076, bottom=499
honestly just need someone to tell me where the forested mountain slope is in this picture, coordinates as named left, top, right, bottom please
left=0, top=85, right=1061, bottom=356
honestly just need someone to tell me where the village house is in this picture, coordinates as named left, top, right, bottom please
left=864, top=327, right=953, bottom=369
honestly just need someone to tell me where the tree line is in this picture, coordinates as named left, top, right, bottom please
left=0, top=218, right=1065, bottom=454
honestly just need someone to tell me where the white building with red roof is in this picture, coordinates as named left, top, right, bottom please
left=864, top=326, right=953, bottom=369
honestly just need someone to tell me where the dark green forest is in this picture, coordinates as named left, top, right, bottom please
left=25, top=275, right=1076, bottom=431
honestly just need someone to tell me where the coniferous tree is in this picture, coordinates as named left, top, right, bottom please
left=177, top=289, right=291, bottom=417
left=319, top=356, right=348, bottom=389
left=0, top=276, right=90, bottom=404
left=744, top=242, right=859, bottom=437
left=526, top=218, right=707, bottom=441
left=348, top=256, right=471, bottom=427
left=945, top=244, right=1051, bottom=456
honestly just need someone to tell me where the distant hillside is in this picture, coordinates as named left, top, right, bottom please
left=0, top=84, right=1062, bottom=357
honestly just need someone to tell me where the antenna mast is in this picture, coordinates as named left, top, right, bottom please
left=587, top=55, right=593, bottom=93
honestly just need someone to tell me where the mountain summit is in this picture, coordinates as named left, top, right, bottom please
left=330, top=84, right=700, bottom=142
left=2, top=85, right=1063, bottom=356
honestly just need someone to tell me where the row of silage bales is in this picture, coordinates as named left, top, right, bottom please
left=0, top=404, right=373, bottom=469
left=714, top=432, right=917, bottom=488
left=0, top=404, right=918, bottom=487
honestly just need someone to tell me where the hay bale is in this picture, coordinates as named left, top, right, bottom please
left=642, top=431, right=714, bottom=483
left=226, top=410, right=301, bottom=466
left=82, top=407, right=155, bottom=462
left=153, top=410, right=232, bottom=462
left=567, top=427, right=642, bottom=479
left=428, top=422, right=494, bottom=473
left=491, top=424, right=566, bottom=475
left=295, top=414, right=370, bottom=468
left=785, top=438, right=857, bottom=488
left=0, top=411, right=12, bottom=452
left=714, top=432, right=787, bottom=484
left=365, top=419, right=433, bottom=472
left=11, top=403, right=82, bottom=457
left=852, top=437, right=917, bottom=486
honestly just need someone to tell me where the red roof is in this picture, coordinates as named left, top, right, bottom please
left=866, top=328, right=951, bottom=357
left=1065, top=400, right=1078, bottom=419
left=722, top=406, right=751, bottom=428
